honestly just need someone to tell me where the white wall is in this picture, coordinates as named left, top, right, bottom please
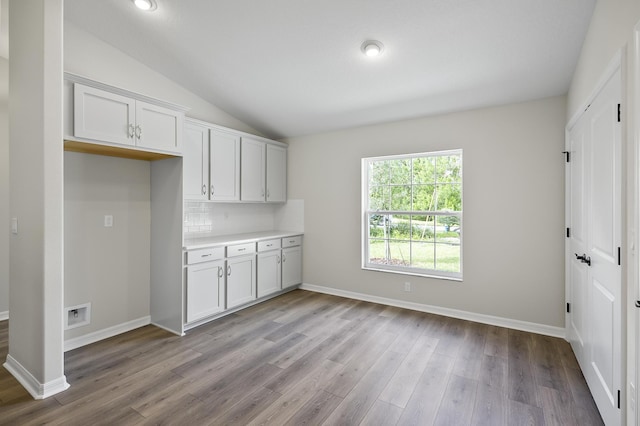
left=64, top=153, right=151, bottom=339
left=565, top=1, right=640, bottom=423
left=284, top=95, right=566, bottom=328
left=0, top=56, right=8, bottom=318
left=62, top=23, right=261, bottom=341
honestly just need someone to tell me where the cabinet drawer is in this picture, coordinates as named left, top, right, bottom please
left=282, top=236, right=302, bottom=248
left=187, top=247, right=225, bottom=264
left=258, top=239, right=281, bottom=252
left=227, top=242, right=256, bottom=257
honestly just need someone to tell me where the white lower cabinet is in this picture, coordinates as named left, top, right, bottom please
left=282, top=244, right=302, bottom=289
left=258, top=251, right=281, bottom=297
left=226, top=254, right=256, bottom=309
left=184, top=234, right=302, bottom=328
left=186, top=259, right=226, bottom=323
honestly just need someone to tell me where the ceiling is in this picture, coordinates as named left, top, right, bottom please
left=65, top=2, right=595, bottom=138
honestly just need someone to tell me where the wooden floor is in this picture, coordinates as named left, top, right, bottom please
left=0, top=290, right=603, bottom=425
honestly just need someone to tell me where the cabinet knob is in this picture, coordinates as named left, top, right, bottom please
left=282, top=254, right=286, bottom=262
left=211, top=185, right=215, bottom=196
left=202, top=184, right=207, bottom=195
left=135, top=125, right=142, bottom=139
left=128, top=124, right=135, bottom=138
left=277, top=255, right=281, bottom=264
left=218, top=267, right=224, bottom=278
left=227, top=265, right=231, bottom=276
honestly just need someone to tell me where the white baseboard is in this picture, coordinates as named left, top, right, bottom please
left=3, top=354, right=69, bottom=399
left=0, top=311, right=8, bottom=321
left=299, top=283, right=566, bottom=339
left=64, top=316, right=151, bottom=352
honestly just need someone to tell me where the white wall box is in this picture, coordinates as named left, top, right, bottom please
left=65, top=73, right=188, bottom=159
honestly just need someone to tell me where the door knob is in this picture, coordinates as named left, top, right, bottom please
left=575, top=253, right=591, bottom=266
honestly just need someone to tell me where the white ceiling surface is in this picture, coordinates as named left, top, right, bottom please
left=67, top=1, right=593, bottom=138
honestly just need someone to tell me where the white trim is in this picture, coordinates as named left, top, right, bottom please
left=64, top=316, right=151, bottom=352
left=64, top=72, right=190, bottom=113
left=3, top=355, right=69, bottom=399
left=299, top=283, right=565, bottom=338
left=0, top=311, right=8, bottom=321
left=567, top=49, right=623, bottom=131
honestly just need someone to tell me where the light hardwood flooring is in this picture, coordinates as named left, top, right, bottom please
left=0, top=289, right=603, bottom=425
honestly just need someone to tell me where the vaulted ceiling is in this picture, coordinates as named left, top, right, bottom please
left=63, top=1, right=593, bottom=138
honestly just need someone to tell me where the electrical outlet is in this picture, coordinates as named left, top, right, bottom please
left=404, top=282, right=411, bottom=292
left=104, top=215, right=113, bottom=227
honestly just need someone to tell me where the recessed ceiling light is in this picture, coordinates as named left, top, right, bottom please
left=361, top=40, right=384, bottom=57
left=133, top=0, right=157, bottom=11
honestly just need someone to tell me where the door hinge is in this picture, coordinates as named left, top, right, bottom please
left=562, top=151, right=570, bottom=163
left=618, top=390, right=621, bottom=409
left=618, top=104, right=621, bottom=122
left=566, top=302, right=571, bottom=313
left=566, top=228, right=570, bottom=238
left=618, top=247, right=621, bottom=266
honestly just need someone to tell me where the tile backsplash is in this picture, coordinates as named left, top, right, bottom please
left=184, top=202, right=214, bottom=235
left=184, top=200, right=305, bottom=238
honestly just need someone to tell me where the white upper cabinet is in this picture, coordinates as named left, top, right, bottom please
left=210, top=129, right=241, bottom=201
left=182, top=118, right=287, bottom=203
left=135, top=100, right=183, bottom=153
left=71, top=79, right=185, bottom=155
left=241, top=138, right=267, bottom=202
left=266, top=144, right=286, bottom=203
left=184, top=122, right=209, bottom=200
left=74, top=84, right=136, bottom=146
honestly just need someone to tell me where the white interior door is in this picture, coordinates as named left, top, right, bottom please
left=567, top=62, right=622, bottom=426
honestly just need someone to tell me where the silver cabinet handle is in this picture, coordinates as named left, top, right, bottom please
left=282, top=254, right=286, bottom=262
left=201, top=253, right=211, bottom=258
left=277, top=255, right=281, bottom=264
left=128, top=124, right=135, bottom=138
left=261, top=188, right=265, bottom=197
left=218, top=267, right=224, bottom=278
left=267, top=189, right=270, bottom=199
left=238, top=248, right=246, bottom=252
left=211, top=185, right=215, bottom=196
left=135, top=125, right=142, bottom=139
left=202, top=184, right=207, bottom=195
left=227, top=265, right=231, bottom=276
left=266, top=244, right=272, bottom=247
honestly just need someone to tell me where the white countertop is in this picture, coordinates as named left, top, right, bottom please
left=184, top=230, right=303, bottom=250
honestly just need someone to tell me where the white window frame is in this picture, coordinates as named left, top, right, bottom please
left=361, top=149, right=463, bottom=281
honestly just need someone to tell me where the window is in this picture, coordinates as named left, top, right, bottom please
left=362, top=150, right=462, bottom=280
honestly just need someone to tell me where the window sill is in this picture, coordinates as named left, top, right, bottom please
left=362, top=265, right=463, bottom=282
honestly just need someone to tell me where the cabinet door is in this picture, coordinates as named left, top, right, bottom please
left=210, top=129, right=241, bottom=201
left=186, top=260, right=225, bottom=323
left=266, top=144, right=287, bottom=202
left=240, top=138, right=266, bottom=201
left=74, top=83, right=135, bottom=146
left=257, top=250, right=281, bottom=297
left=226, top=255, right=256, bottom=308
left=282, top=246, right=302, bottom=289
left=135, top=100, right=183, bottom=154
left=184, top=122, right=209, bottom=200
